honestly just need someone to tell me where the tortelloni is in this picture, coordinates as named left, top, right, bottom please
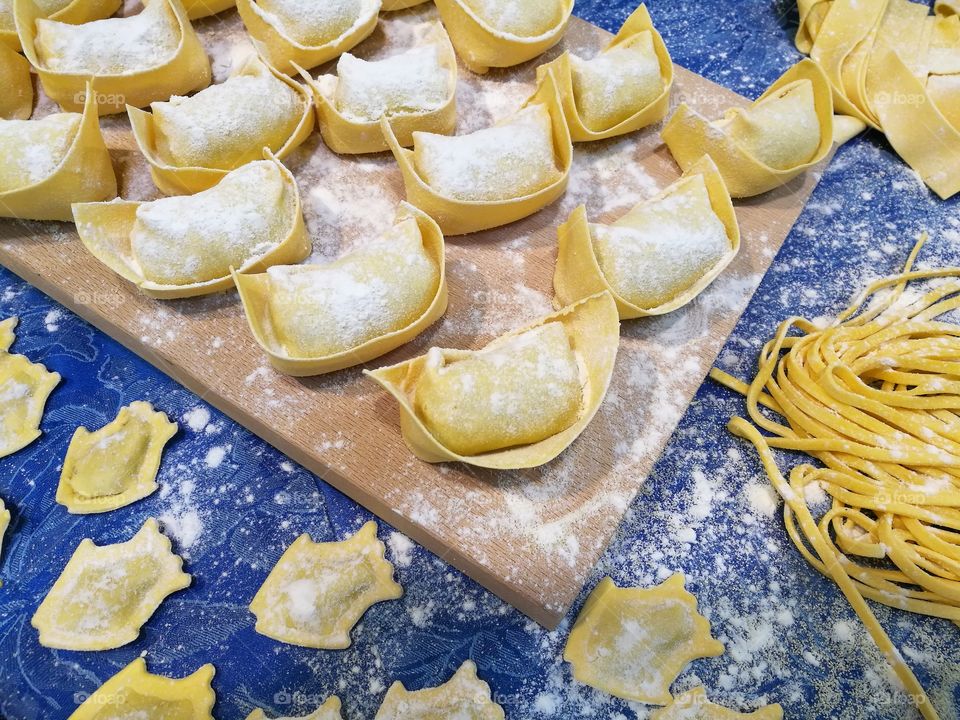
left=0, top=42, right=32, bottom=119
left=662, top=59, right=834, bottom=197
left=0, top=0, right=119, bottom=52
left=538, top=3, right=673, bottom=141
left=235, top=203, right=447, bottom=376
left=181, top=0, right=235, bottom=19
left=249, top=521, right=403, bottom=649
left=67, top=658, right=216, bottom=720
left=366, top=291, right=620, bottom=469
left=554, top=155, right=740, bottom=319
left=434, top=0, right=572, bottom=74
left=236, top=0, right=381, bottom=74
left=31, top=518, right=191, bottom=650
left=374, top=661, right=505, bottom=720
left=57, top=401, right=178, bottom=513
left=0, top=84, right=116, bottom=221
left=384, top=69, right=572, bottom=235
left=303, top=22, right=457, bottom=155
left=74, top=156, right=310, bottom=299
left=16, top=0, right=212, bottom=115
left=129, top=54, right=315, bottom=195
left=246, top=697, right=343, bottom=720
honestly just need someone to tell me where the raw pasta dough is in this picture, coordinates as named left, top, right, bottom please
left=249, top=521, right=402, bottom=649
left=563, top=574, right=724, bottom=704
left=182, top=0, right=235, bottom=19
left=374, top=661, right=504, bottom=719
left=651, top=687, right=783, bottom=720
left=246, top=698, right=343, bottom=720
left=0, top=42, right=32, bottom=119
left=0, top=0, right=119, bottom=52
left=0, top=498, right=9, bottom=559
left=67, top=658, right=215, bottom=720
left=57, top=401, right=178, bottom=513
left=31, top=517, right=190, bottom=650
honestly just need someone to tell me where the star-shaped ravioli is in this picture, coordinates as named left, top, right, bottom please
left=250, top=521, right=402, bottom=649
left=246, top=696, right=343, bottom=720
left=651, top=686, right=783, bottom=719
left=564, top=573, right=724, bottom=704
left=374, top=661, right=505, bottom=720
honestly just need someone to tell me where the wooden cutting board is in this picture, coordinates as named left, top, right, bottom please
left=0, top=5, right=829, bottom=628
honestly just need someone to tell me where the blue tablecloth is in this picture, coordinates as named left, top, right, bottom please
left=2, top=1, right=959, bottom=719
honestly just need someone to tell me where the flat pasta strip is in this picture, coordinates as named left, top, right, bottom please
left=434, top=0, right=572, bottom=74
left=249, top=521, right=402, bottom=649
left=538, top=3, right=673, bottom=141
left=374, top=661, right=504, bottom=720
left=563, top=574, right=724, bottom=705
left=555, top=155, right=739, bottom=319
left=302, top=21, right=457, bottom=155
left=236, top=0, right=381, bottom=74
left=365, top=291, right=620, bottom=469
left=0, top=317, right=61, bottom=458
left=650, top=687, right=783, bottom=720
left=0, top=0, right=119, bottom=52
left=662, top=59, right=835, bottom=197
left=74, top=155, right=310, bottom=299
left=246, top=697, right=343, bottom=720
left=129, top=54, right=314, bottom=195
left=32, top=517, right=190, bottom=650
left=384, top=69, right=572, bottom=235
left=0, top=42, right=32, bottom=119
left=67, top=658, right=215, bottom=720
left=57, top=401, right=178, bottom=514
left=17, top=0, right=211, bottom=115
left=235, top=203, right=447, bottom=376
left=0, top=83, right=115, bottom=221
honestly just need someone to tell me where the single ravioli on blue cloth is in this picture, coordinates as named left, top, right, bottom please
left=374, top=661, right=504, bottom=720
left=246, top=697, right=343, bottom=720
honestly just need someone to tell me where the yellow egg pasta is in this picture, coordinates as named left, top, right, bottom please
left=246, top=697, right=343, bottom=720
left=651, top=687, right=783, bottom=720
left=57, top=401, right=178, bottom=514
left=129, top=54, right=314, bottom=195
left=0, top=498, right=10, bottom=560
left=381, top=0, right=428, bottom=9
left=235, top=202, right=447, bottom=376
left=301, top=21, right=457, bottom=155
left=67, top=658, right=215, bottom=720
left=537, top=3, right=672, bottom=142
left=0, top=0, right=119, bottom=52
left=249, top=521, right=402, bottom=649
left=182, top=0, right=235, bottom=19
left=374, top=661, right=504, bottom=720
left=0, top=42, right=32, bottom=119
left=74, top=154, right=310, bottom=299
left=662, top=59, right=835, bottom=197
left=554, top=155, right=739, bottom=319
left=564, top=574, right=724, bottom=705
left=365, top=291, right=619, bottom=469
left=434, top=0, right=572, bottom=74
left=236, top=0, right=381, bottom=74
left=32, top=517, right=190, bottom=650
left=17, top=0, right=211, bottom=115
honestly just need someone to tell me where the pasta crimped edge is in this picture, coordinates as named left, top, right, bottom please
left=554, top=155, right=740, bottom=319
left=382, top=67, right=572, bottom=236
left=15, top=0, right=212, bottom=115
left=0, top=81, right=116, bottom=221
left=233, top=201, right=448, bottom=377
left=72, top=151, right=309, bottom=299
left=363, top=290, right=620, bottom=470
left=536, top=3, right=674, bottom=142
left=128, top=54, right=315, bottom=195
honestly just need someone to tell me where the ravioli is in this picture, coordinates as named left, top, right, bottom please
left=0, top=0, right=119, bottom=52
left=182, top=0, right=236, bottom=19
left=662, top=59, right=834, bottom=197
left=0, top=498, right=10, bottom=559
left=32, top=517, right=191, bottom=650
left=366, top=291, right=620, bottom=469
left=18, top=0, right=211, bottom=114
left=250, top=521, right=402, bottom=649
left=236, top=0, right=380, bottom=74
left=563, top=574, right=724, bottom=704
left=0, top=317, right=61, bottom=458
left=130, top=54, right=314, bottom=194
left=306, top=23, right=457, bottom=154
left=0, top=42, right=32, bottom=119
left=434, top=0, right=572, bottom=73
left=57, top=401, right=178, bottom=514
left=67, top=658, right=215, bottom=720
left=650, top=687, right=784, bottom=720
left=542, top=4, right=672, bottom=142
left=385, top=70, right=571, bottom=235
left=554, top=156, right=740, bottom=319
left=75, top=156, right=310, bottom=298
left=374, top=661, right=504, bottom=720
left=246, top=697, right=343, bottom=720
left=0, top=84, right=116, bottom=221
left=235, top=204, right=447, bottom=376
